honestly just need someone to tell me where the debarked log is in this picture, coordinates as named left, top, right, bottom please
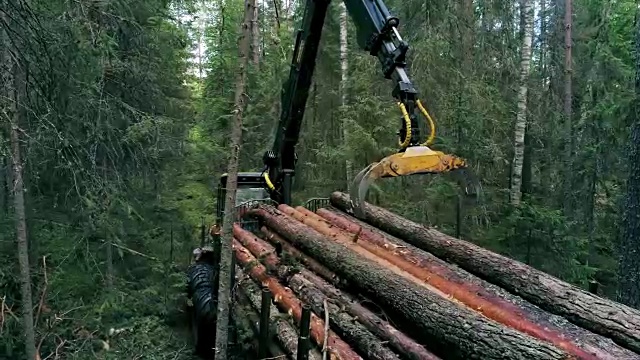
left=248, top=204, right=573, bottom=360
left=329, top=191, right=640, bottom=355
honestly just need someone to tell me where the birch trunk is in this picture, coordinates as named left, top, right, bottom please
left=509, top=0, right=534, bottom=206
left=339, top=2, right=352, bottom=191
left=214, top=0, right=254, bottom=357
left=2, top=2, right=37, bottom=357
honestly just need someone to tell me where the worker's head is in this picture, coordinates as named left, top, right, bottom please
left=209, top=224, right=221, bottom=237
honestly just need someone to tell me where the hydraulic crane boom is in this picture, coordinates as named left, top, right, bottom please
left=262, top=0, right=480, bottom=216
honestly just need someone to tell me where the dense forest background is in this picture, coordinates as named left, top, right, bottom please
left=1, top=0, right=639, bottom=358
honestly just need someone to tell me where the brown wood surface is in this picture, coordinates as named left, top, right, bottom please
left=249, top=204, right=573, bottom=360
left=315, top=207, right=602, bottom=359
left=235, top=266, right=323, bottom=360
left=260, top=225, right=341, bottom=284
left=300, top=269, right=441, bottom=360
left=233, top=238, right=363, bottom=360
left=288, top=273, right=402, bottom=360
left=329, top=191, right=640, bottom=355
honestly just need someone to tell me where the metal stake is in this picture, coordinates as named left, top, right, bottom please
left=258, top=287, right=272, bottom=358
left=297, top=304, right=312, bottom=360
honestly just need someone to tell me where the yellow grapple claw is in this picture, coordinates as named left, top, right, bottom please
left=349, top=146, right=481, bottom=219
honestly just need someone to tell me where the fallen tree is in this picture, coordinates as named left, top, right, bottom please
left=329, top=191, right=640, bottom=355
left=248, top=205, right=576, bottom=360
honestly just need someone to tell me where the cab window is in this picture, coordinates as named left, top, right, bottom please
left=235, top=187, right=269, bottom=206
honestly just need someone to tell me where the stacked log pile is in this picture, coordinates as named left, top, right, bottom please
left=229, top=191, right=640, bottom=360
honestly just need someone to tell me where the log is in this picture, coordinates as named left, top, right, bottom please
left=278, top=204, right=445, bottom=296
left=288, top=273, right=402, bottom=360
left=315, top=207, right=604, bottom=359
left=232, top=238, right=363, bottom=360
left=233, top=300, right=289, bottom=359
left=237, top=222, right=438, bottom=359
left=236, top=266, right=323, bottom=360
left=317, top=207, right=638, bottom=359
left=233, top=223, right=278, bottom=264
left=261, top=225, right=341, bottom=284
left=234, top=224, right=295, bottom=279
left=329, top=191, right=640, bottom=355
left=236, top=224, right=426, bottom=359
left=299, top=269, right=440, bottom=360
left=249, top=205, right=573, bottom=360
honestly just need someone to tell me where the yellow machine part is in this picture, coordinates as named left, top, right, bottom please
left=348, top=99, right=481, bottom=219
left=365, top=145, right=467, bottom=178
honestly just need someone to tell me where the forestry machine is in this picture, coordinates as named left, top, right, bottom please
left=216, top=0, right=480, bottom=223
left=186, top=0, right=480, bottom=355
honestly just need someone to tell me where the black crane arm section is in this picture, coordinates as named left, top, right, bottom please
left=262, top=0, right=428, bottom=205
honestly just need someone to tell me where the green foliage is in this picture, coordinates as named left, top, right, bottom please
left=0, top=0, right=209, bottom=357
left=2, top=0, right=638, bottom=356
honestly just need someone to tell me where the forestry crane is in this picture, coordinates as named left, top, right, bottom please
left=187, top=0, right=481, bottom=356
left=214, top=0, right=480, bottom=225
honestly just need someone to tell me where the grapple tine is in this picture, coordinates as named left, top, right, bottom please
left=450, top=167, right=483, bottom=200
left=349, top=162, right=377, bottom=219
left=347, top=146, right=482, bottom=218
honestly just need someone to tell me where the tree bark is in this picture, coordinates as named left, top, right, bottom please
left=106, top=239, right=114, bottom=290
left=238, top=220, right=439, bottom=359
left=562, top=0, right=574, bottom=214
left=329, top=192, right=640, bottom=355
left=280, top=205, right=438, bottom=291
left=250, top=0, right=260, bottom=68
left=236, top=266, right=323, bottom=360
left=233, top=223, right=301, bottom=280
left=617, top=7, right=640, bottom=310
left=2, top=2, right=37, bottom=358
left=287, top=273, right=401, bottom=360
left=214, top=0, right=255, bottom=357
left=260, top=226, right=341, bottom=284
left=510, top=0, right=534, bottom=206
left=300, top=269, right=440, bottom=360
left=0, top=156, right=6, bottom=214
left=249, top=205, right=572, bottom=360
left=233, top=239, right=362, bottom=360
left=233, top=296, right=290, bottom=359
left=316, top=207, right=635, bottom=359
